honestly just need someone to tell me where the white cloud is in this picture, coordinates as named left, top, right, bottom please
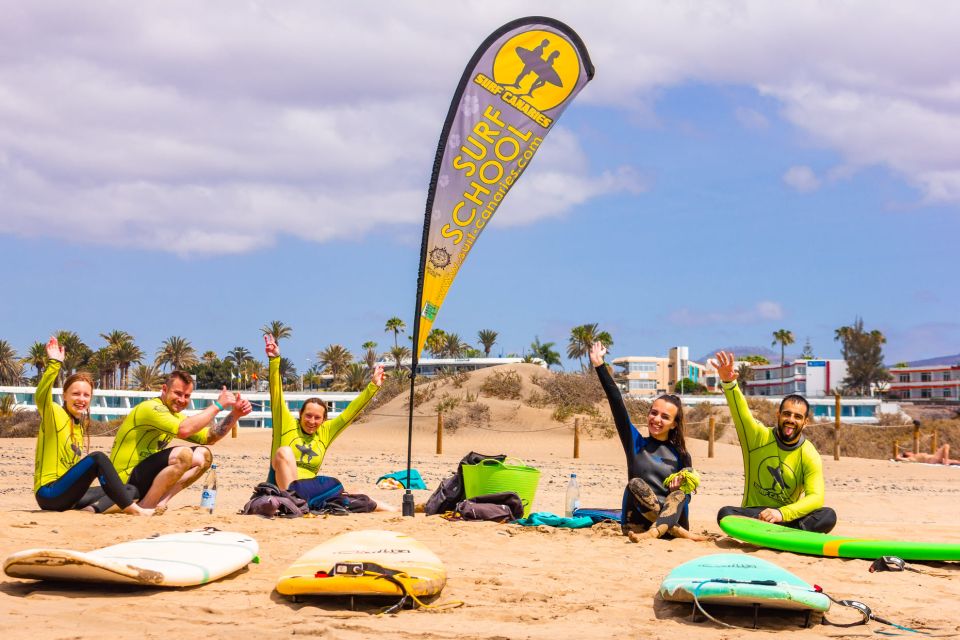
left=1, top=2, right=959, bottom=254
left=783, top=165, right=820, bottom=193
left=667, top=301, right=784, bottom=327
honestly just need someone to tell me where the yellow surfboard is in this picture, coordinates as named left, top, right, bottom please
left=276, top=530, right=446, bottom=600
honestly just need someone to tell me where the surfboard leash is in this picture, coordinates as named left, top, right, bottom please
left=815, top=587, right=939, bottom=635
left=689, top=578, right=789, bottom=632
left=355, top=563, right=463, bottom=615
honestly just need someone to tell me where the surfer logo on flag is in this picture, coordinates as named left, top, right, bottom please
left=492, top=30, right=580, bottom=113
left=754, top=457, right=797, bottom=503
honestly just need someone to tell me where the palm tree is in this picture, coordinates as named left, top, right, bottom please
left=155, top=336, right=198, bottom=371
left=384, top=317, right=406, bottom=349
left=0, top=340, right=23, bottom=385
left=389, top=345, right=411, bottom=370
left=113, top=339, right=144, bottom=389
left=240, top=359, right=267, bottom=391
left=736, top=362, right=754, bottom=394
left=567, top=324, right=613, bottom=369
left=225, top=346, right=252, bottom=371
left=278, top=357, right=298, bottom=386
left=201, top=350, right=219, bottom=364
left=342, top=363, right=370, bottom=391
left=54, top=330, right=91, bottom=380
left=131, top=364, right=164, bottom=391
left=425, top=328, right=446, bottom=357
left=261, top=320, right=292, bottom=342
left=87, top=347, right=117, bottom=388
left=361, top=341, right=379, bottom=371
left=443, top=332, right=466, bottom=358
left=317, top=344, right=353, bottom=383
left=529, top=337, right=562, bottom=369
left=23, top=342, right=48, bottom=382
left=477, top=329, right=498, bottom=357
left=771, top=329, right=795, bottom=376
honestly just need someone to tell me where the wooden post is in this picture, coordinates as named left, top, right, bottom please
left=893, top=439, right=899, bottom=460
left=231, top=424, right=237, bottom=438
left=833, top=393, right=841, bottom=461
left=931, top=428, right=938, bottom=453
left=573, top=418, right=580, bottom=459
left=708, top=415, right=716, bottom=458
left=913, top=423, right=921, bottom=455
left=436, top=412, right=443, bottom=455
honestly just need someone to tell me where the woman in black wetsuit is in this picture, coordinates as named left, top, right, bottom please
left=590, top=342, right=703, bottom=541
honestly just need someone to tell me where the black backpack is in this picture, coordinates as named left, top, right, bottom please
left=455, top=491, right=524, bottom=522
left=240, top=482, right=309, bottom=518
left=424, top=451, right=507, bottom=516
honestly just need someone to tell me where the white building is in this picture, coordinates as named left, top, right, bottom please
left=747, top=359, right=849, bottom=398
left=888, top=364, right=960, bottom=401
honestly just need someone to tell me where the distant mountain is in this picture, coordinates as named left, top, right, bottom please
left=696, top=346, right=798, bottom=364
left=906, top=353, right=960, bottom=367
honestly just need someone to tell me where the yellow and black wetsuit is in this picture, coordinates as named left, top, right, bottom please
left=268, top=356, right=378, bottom=480
left=34, top=360, right=136, bottom=512
left=717, top=380, right=836, bottom=532
left=109, top=397, right=210, bottom=483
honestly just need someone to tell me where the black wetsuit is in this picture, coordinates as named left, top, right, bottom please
left=595, top=364, right=691, bottom=530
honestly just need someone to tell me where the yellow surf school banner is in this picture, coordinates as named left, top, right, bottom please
left=415, top=17, right=594, bottom=356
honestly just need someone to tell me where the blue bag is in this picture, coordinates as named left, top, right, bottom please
left=288, top=476, right=344, bottom=509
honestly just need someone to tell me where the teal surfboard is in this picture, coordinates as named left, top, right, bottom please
left=659, top=553, right=830, bottom=613
left=720, top=516, right=960, bottom=561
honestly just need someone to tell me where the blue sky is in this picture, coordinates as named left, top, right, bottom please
left=1, top=1, right=958, bottom=373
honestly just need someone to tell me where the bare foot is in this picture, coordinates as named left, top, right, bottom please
left=667, top=525, right=709, bottom=541
left=123, top=503, right=156, bottom=517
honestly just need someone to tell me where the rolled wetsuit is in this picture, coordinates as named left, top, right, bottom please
left=33, top=360, right=137, bottom=512
left=594, top=363, right=691, bottom=531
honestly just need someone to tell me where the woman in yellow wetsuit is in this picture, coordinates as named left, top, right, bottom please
left=264, top=334, right=385, bottom=500
left=34, top=337, right=153, bottom=516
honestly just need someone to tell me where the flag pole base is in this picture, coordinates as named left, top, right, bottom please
left=402, top=491, right=415, bottom=517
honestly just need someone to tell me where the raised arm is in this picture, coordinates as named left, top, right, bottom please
left=36, top=337, right=64, bottom=419
left=715, top=351, right=769, bottom=449
left=265, top=334, right=295, bottom=452
left=318, top=364, right=384, bottom=444
left=176, top=386, right=234, bottom=439
left=590, top=341, right=638, bottom=455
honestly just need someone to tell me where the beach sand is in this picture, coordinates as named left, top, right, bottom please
left=1, top=421, right=959, bottom=639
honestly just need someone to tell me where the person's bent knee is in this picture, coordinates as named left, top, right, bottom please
left=88, top=450, right=109, bottom=465
left=814, top=507, right=837, bottom=534
left=273, top=446, right=294, bottom=466
left=716, top=505, right=740, bottom=525
left=171, top=447, right=194, bottom=471
left=194, top=446, right=212, bottom=468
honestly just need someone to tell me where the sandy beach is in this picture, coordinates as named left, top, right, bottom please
left=1, top=409, right=959, bottom=640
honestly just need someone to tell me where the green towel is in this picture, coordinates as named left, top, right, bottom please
left=514, top=512, right=595, bottom=528
left=663, top=468, right=700, bottom=494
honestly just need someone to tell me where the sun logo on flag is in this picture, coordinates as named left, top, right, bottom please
left=428, top=246, right=451, bottom=269
left=492, top=30, right=580, bottom=111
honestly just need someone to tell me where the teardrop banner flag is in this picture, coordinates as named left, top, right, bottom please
left=413, top=16, right=595, bottom=356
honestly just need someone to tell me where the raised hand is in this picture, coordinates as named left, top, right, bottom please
left=233, top=394, right=253, bottom=417
left=217, top=386, right=236, bottom=409
left=264, top=333, right=280, bottom=358
left=715, top=351, right=738, bottom=383
left=371, top=363, right=385, bottom=387
left=588, top=341, right=607, bottom=368
left=46, top=336, right=66, bottom=362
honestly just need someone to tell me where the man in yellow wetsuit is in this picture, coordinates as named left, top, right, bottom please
left=714, top=351, right=837, bottom=533
left=109, top=370, right=252, bottom=510
left=264, top=334, right=384, bottom=491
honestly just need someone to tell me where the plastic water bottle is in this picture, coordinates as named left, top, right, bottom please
left=564, top=473, right=580, bottom=517
left=200, top=464, right=218, bottom=514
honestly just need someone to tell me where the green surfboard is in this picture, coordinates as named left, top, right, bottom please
left=720, top=516, right=960, bottom=561
left=659, top=553, right=830, bottom=613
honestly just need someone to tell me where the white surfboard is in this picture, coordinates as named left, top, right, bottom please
left=3, top=528, right=259, bottom=587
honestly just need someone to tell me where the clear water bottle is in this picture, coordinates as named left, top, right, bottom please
left=200, top=463, right=218, bottom=514
left=564, top=473, right=580, bottom=518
